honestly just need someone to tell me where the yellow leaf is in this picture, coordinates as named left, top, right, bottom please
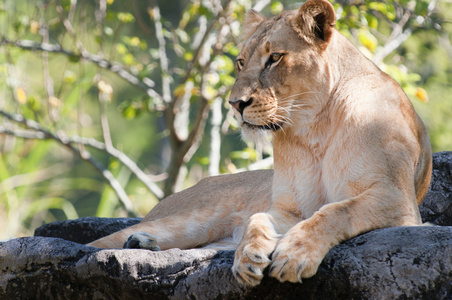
left=130, top=37, right=140, bottom=47
left=15, top=87, right=27, bottom=104
left=49, top=96, right=61, bottom=107
left=358, top=30, right=378, bottom=53
left=174, top=84, right=186, bottom=98
left=415, top=87, right=429, bottom=103
left=107, top=0, right=114, bottom=4
left=30, top=21, right=39, bottom=34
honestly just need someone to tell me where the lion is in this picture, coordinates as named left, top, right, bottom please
left=88, top=0, right=432, bottom=287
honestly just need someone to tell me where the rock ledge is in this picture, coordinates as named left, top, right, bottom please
left=1, top=152, right=452, bottom=299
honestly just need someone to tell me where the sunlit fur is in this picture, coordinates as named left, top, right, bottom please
left=88, top=0, right=432, bottom=288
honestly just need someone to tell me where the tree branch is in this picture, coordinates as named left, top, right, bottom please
left=162, top=0, right=235, bottom=195
left=0, top=36, right=163, bottom=103
left=149, top=1, right=171, bottom=104
left=373, top=8, right=412, bottom=65
left=208, top=97, right=223, bottom=176
left=0, top=110, right=137, bottom=217
left=373, top=1, right=438, bottom=65
left=0, top=122, right=164, bottom=199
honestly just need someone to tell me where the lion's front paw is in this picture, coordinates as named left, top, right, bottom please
left=232, top=243, right=273, bottom=287
left=269, top=234, right=324, bottom=283
left=123, top=232, right=161, bottom=251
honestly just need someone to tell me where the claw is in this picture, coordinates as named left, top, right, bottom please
left=247, top=252, right=271, bottom=264
left=233, top=267, right=261, bottom=287
left=123, top=232, right=161, bottom=251
left=297, top=262, right=306, bottom=281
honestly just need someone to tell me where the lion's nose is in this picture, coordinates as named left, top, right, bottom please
left=229, top=98, right=253, bottom=115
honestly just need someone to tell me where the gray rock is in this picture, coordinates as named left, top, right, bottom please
left=420, top=151, right=452, bottom=226
left=1, top=152, right=452, bottom=299
left=0, top=237, right=240, bottom=299
left=1, top=227, right=451, bottom=299
left=34, top=217, right=142, bottom=244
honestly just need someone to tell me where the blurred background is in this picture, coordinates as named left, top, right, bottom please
left=0, top=0, right=450, bottom=240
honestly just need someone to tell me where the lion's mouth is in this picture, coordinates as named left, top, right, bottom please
left=243, top=121, right=282, bottom=131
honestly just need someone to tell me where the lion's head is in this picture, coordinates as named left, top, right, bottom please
left=229, top=0, right=336, bottom=141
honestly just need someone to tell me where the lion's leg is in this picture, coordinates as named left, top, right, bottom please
left=87, top=170, right=273, bottom=250
left=232, top=210, right=299, bottom=286
left=269, top=187, right=421, bottom=283
left=88, top=213, right=239, bottom=250
left=87, top=224, right=153, bottom=249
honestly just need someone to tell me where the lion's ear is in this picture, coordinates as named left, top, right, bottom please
left=293, top=0, right=336, bottom=43
left=241, top=9, right=266, bottom=42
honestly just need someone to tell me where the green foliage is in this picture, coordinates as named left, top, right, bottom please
left=0, top=0, right=451, bottom=240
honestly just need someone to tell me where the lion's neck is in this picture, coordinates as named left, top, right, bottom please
left=272, top=125, right=328, bottom=175
left=328, top=31, right=381, bottom=89
left=271, top=32, right=371, bottom=168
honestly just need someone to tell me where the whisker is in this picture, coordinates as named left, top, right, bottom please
left=278, top=91, right=317, bottom=102
left=272, top=113, right=294, bottom=130
left=273, top=111, right=294, bottom=125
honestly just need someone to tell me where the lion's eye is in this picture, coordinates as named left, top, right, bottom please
left=269, top=53, right=283, bottom=63
left=236, top=59, right=245, bottom=72
left=265, top=52, right=284, bottom=69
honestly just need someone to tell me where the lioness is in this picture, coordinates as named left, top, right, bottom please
left=88, top=0, right=432, bottom=287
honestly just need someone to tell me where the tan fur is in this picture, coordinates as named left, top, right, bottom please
left=88, top=0, right=432, bottom=287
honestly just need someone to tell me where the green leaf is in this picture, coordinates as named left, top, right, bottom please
left=123, top=105, right=137, bottom=119
left=63, top=70, right=77, bottom=83
left=116, top=43, right=127, bottom=55
left=358, top=29, right=378, bottom=52
left=68, top=54, right=80, bottom=63
left=122, top=53, right=135, bottom=66
left=117, top=12, right=135, bottom=23
left=270, top=2, right=284, bottom=15
left=230, top=148, right=257, bottom=161
left=184, top=52, right=194, bottom=61
left=365, top=14, right=379, bottom=29
left=215, top=55, right=234, bottom=74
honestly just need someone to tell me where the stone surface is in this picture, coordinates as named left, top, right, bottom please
left=420, top=151, right=452, bottom=226
left=1, top=227, right=452, bottom=299
left=1, top=152, right=452, bottom=299
left=34, top=217, right=142, bottom=244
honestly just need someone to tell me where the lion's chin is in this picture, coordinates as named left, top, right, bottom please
left=241, top=127, right=270, bottom=144
left=240, top=122, right=281, bottom=144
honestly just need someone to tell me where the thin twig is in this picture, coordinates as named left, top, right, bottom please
left=97, top=84, right=114, bottom=150
left=38, top=4, right=58, bottom=123
left=208, top=96, right=222, bottom=176
left=373, top=9, right=412, bottom=65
